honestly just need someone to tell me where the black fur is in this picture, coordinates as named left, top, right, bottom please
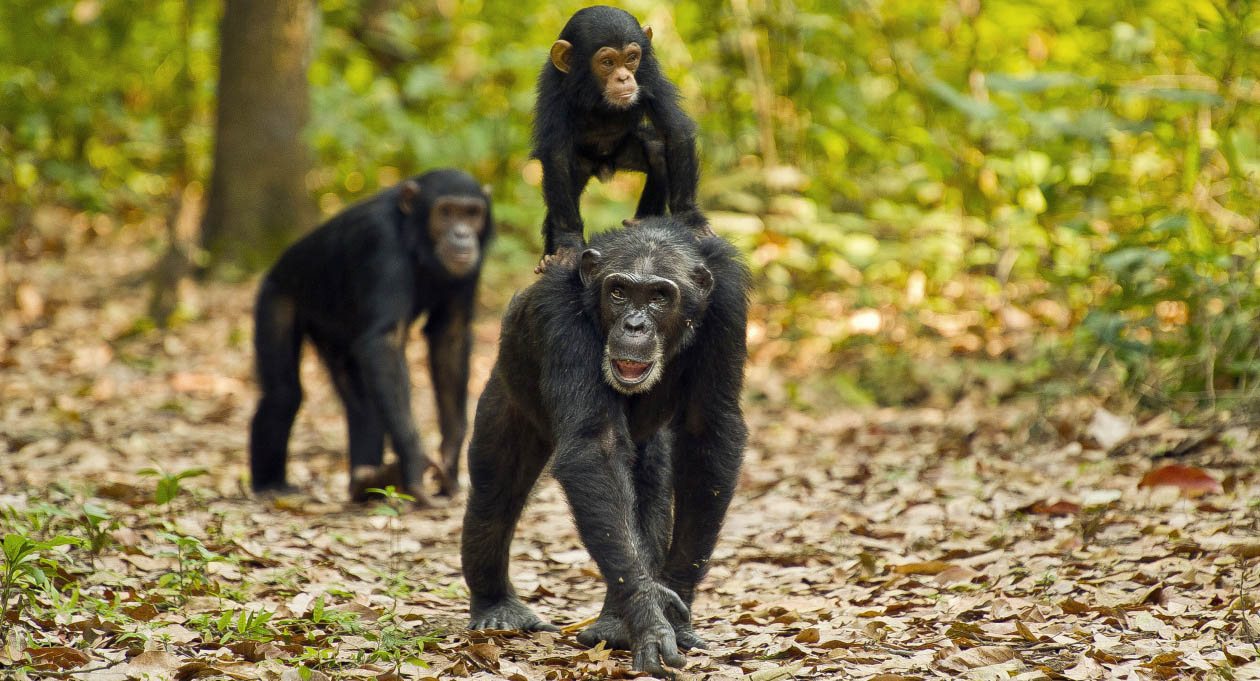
left=461, top=217, right=748, bottom=677
left=533, top=6, right=704, bottom=259
left=249, top=168, right=492, bottom=507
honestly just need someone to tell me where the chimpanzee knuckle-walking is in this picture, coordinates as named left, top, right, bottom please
left=250, top=169, right=489, bottom=504
left=462, top=220, right=746, bottom=673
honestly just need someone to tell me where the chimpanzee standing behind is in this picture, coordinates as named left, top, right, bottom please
left=462, top=218, right=749, bottom=677
left=533, top=6, right=712, bottom=272
left=250, top=169, right=492, bottom=508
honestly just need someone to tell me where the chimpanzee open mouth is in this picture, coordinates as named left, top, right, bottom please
left=612, top=360, right=653, bottom=382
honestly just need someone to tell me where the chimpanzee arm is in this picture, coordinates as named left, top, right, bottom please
left=424, top=292, right=474, bottom=495
left=661, top=252, right=750, bottom=605
left=539, top=144, right=590, bottom=258
left=644, top=100, right=705, bottom=231
left=538, top=313, right=686, bottom=676
left=549, top=419, right=688, bottom=677
left=350, top=324, right=438, bottom=507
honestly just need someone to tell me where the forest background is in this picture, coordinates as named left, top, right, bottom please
left=2, top=0, right=1259, bottom=415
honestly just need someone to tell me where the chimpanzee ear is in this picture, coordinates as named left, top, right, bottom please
left=481, top=184, right=493, bottom=198
left=398, top=180, right=421, bottom=215
left=579, top=248, right=602, bottom=287
left=550, top=40, right=573, bottom=74
left=692, top=263, right=713, bottom=298
left=642, top=25, right=653, bottom=42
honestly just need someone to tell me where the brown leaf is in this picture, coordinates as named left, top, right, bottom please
left=793, top=627, right=820, bottom=644
left=892, top=560, right=954, bottom=575
left=1138, top=464, right=1222, bottom=497
left=26, top=647, right=91, bottom=670
left=464, top=642, right=501, bottom=670
left=1227, top=541, right=1260, bottom=560
left=938, top=645, right=1018, bottom=671
left=1022, top=499, right=1081, bottom=515
left=124, top=603, right=159, bottom=621
left=934, top=565, right=978, bottom=585
left=127, top=651, right=182, bottom=674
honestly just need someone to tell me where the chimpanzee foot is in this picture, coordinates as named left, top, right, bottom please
left=253, top=481, right=300, bottom=497
left=469, top=597, right=560, bottom=632
left=578, top=612, right=708, bottom=651
left=577, top=612, right=632, bottom=649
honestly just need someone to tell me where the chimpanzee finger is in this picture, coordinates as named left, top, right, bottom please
left=656, top=584, right=689, bottom=622
left=659, top=634, right=686, bottom=669
left=676, top=628, right=707, bottom=650
left=632, top=644, right=678, bottom=680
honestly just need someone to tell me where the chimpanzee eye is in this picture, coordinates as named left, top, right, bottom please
left=610, top=287, right=626, bottom=301
left=650, top=293, right=666, bottom=304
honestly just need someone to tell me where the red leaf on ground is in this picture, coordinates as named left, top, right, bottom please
left=1138, top=464, right=1222, bottom=497
left=1022, top=499, right=1081, bottom=515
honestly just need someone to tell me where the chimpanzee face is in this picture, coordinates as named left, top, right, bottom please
left=580, top=239, right=712, bottom=395
left=427, top=195, right=487, bottom=277
left=399, top=178, right=490, bottom=278
left=549, top=24, right=654, bottom=111
left=597, top=271, right=678, bottom=393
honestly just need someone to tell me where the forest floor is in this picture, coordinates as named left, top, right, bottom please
left=2, top=238, right=1260, bottom=681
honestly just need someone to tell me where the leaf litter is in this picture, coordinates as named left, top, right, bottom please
left=1, top=242, right=1259, bottom=680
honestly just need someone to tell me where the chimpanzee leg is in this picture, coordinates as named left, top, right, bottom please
left=462, top=374, right=556, bottom=631
left=425, top=299, right=472, bottom=495
left=577, top=432, right=676, bottom=650
left=249, top=284, right=304, bottom=493
left=351, top=323, right=437, bottom=507
left=326, top=359, right=388, bottom=502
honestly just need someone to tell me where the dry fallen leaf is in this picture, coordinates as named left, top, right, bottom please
left=26, top=647, right=91, bottom=670
left=1023, top=498, right=1082, bottom=515
left=938, top=645, right=1018, bottom=672
left=1137, top=464, right=1222, bottom=497
left=892, top=560, right=954, bottom=575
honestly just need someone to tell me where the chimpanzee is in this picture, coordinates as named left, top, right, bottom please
left=461, top=217, right=749, bottom=677
left=533, top=6, right=712, bottom=273
left=249, top=169, right=492, bottom=508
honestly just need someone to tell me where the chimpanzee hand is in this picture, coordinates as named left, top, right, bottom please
left=348, top=463, right=439, bottom=509
left=623, top=581, right=691, bottom=677
left=676, top=209, right=715, bottom=238
left=534, top=246, right=581, bottom=274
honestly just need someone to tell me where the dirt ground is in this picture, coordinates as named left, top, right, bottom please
left=2, top=242, right=1260, bottom=680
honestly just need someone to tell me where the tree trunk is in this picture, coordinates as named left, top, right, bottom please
left=201, top=0, right=314, bottom=277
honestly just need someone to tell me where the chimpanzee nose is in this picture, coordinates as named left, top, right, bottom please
left=623, top=314, right=647, bottom=334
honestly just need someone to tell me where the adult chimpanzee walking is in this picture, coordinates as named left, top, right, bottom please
left=250, top=169, right=492, bottom=508
left=461, top=217, right=749, bottom=677
left=533, top=6, right=713, bottom=273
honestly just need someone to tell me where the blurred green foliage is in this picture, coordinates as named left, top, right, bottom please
left=1, top=0, right=1258, bottom=411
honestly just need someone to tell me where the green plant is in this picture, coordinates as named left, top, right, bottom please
left=368, top=486, right=414, bottom=576
left=78, top=502, right=118, bottom=565
left=138, top=467, right=208, bottom=522
left=155, top=532, right=223, bottom=601
left=0, top=533, right=81, bottom=644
